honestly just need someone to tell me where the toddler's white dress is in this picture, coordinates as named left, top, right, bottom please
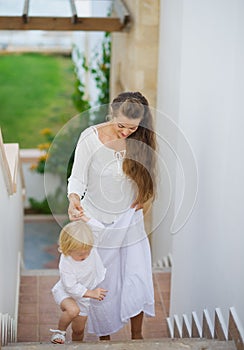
left=68, top=126, right=155, bottom=336
left=52, top=219, right=106, bottom=316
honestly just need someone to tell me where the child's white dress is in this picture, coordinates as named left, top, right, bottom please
left=52, top=219, right=106, bottom=316
left=68, top=126, right=155, bottom=335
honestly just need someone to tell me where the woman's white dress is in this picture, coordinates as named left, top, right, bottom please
left=67, top=126, right=155, bottom=336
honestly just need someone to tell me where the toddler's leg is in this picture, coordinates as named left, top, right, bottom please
left=71, top=315, right=88, bottom=341
left=58, top=298, right=80, bottom=331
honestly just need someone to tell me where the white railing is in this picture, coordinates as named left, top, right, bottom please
left=167, top=307, right=244, bottom=350
left=0, top=253, right=22, bottom=346
left=152, top=253, right=173, bottom=270
left=0, top=313, right=16, bottom=346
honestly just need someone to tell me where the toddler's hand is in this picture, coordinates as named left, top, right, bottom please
left=88, top=288, right=108, bottom=301
left=95, top=288, right=108, bottom=301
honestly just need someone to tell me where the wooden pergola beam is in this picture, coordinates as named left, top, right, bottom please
left=113, top=0, right=130, bottom=26
left=22, top=0, right=30, bottom=24
left=0, top=16, right=125, bottom=32
left=69, top=0, right=78, bottom=24
left=0, top=0, right=131, bottom=32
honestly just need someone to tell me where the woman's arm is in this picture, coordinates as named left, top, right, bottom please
left=67, top=129, right=93, bottom=221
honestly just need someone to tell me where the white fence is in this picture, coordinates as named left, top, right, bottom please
left=167, top=307, right=244, bottom=350
left=0, top=313, right=16, bottom=346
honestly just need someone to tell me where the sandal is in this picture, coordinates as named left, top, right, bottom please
left=50, top=329, right=66, bottom=344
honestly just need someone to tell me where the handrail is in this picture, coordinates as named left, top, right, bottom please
left=0, top=129, right=13, bottom=195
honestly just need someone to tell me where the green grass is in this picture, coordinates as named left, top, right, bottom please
left=0, top=52, right=79, bottom=148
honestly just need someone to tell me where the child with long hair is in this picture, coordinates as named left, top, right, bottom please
left=67, top=91, right=157, bottom=339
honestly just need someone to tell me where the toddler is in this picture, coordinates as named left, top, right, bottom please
left=50, top=216, right=107, bottom=344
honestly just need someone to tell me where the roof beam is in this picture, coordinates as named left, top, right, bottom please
left=0, top=0, right=131, bottom=32
left=113, top=0, right=130, bottom=27
left=22, top=0, right=30, bottom=24
left=69, top=0, right=78, bottom=24
left=0, top=16, right=125, bottom=32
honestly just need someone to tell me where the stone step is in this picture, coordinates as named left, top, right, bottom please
left=4, top=339, right=236, bottom=350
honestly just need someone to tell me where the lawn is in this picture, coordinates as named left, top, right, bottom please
left=0, top=52, right=79, bottom=148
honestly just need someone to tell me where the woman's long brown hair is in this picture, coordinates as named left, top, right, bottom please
left=111, top=91, right=157, bottom=204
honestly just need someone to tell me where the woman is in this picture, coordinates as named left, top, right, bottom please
left=67, top=91, right=157, bottom=340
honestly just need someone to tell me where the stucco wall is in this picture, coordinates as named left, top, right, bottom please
left=110, top=0, right=160, bottom=108
left=155, top=0, right=244, bottom=328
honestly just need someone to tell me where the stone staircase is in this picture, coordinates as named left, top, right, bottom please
left=2, top=338, right=237, bottom=350
left=16, top=270, right=170, bottom=343
left=1, top=270, right=240, bottom=349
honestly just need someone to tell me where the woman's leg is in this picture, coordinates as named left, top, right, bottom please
left=130, top=311, right=144, bottom=339
left=71, top=315, right=88, bottom=341
left=58, top=298, right=80, bottom=331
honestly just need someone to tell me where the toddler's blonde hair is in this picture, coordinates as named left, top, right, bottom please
left=59, top=221, right=94, bottom=256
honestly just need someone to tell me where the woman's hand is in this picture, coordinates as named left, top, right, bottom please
left=68, top=193, right=84, bottom=221
left=131, top=200, right=144, bottom=211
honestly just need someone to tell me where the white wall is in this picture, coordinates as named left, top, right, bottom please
left=0, top=154, right=24, bottom=316
left=20, top=149, right=60, bottom=208
left=152, top=0, right=183, bottom=264
left=154, top=0, right=244, bottom=327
